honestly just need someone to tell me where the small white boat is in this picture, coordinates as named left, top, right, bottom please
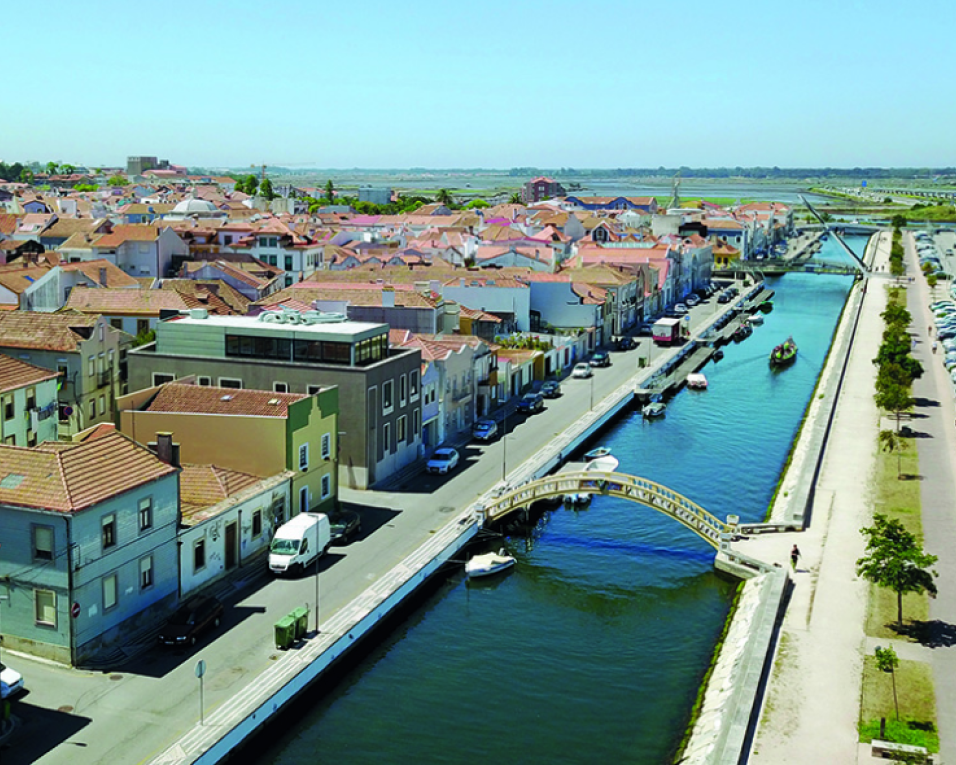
left=563, top=492, right=592, bottom=505
left=747, top=314, right=764, bottom=326
left=686, top=373, right=708, bottom=390
left=465, top=549, right=516, bottom=578
left=642, top=401, right=667, bottom=418
left=584, top=447, right=612, bottom=461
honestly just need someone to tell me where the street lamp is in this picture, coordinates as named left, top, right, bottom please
left=589, top=373, right=594, bottom=410
left=500, top=399, right=508, bottom=483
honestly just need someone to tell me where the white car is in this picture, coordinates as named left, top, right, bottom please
left=572, top=363, right=593, bottom=379
left=0, top=662, right=23, bottom=699
left=672, top=303, right=688, bottom=315
left=426, top=448, right=460, bottom=474
left=685, top=295, right=700, bottom=307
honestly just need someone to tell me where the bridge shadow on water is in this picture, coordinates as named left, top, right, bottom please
left=534, top=532, right=715, bottom=563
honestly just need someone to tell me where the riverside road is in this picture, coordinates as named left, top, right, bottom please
left=6, top=293, right=743, bottom=765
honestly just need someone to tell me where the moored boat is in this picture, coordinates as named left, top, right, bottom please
left=642, top=401, right=666, bottom=418
left=747, top=314, right=764, bottom=326
left=733, top=324, right=753, bottom=342
left=465, top=549, right=516, bottom=578
left=758, top=300, right=774, bottom=314
left=686, top=373, right=708, bottom=390
left=713, top=349, right=724, bottom=362
left=769, top=337, right=797, bottom=368
left=584, top=447, right=612, bottom=461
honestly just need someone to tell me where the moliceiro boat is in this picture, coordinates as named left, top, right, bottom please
left=769, top=337, right=797, bottom=368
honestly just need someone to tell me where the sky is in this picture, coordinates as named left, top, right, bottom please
left=6, top=0, right=955, bottom=169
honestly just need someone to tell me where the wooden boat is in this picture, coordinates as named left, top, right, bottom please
left=584, top=447, right=612, bottom=461
left=769, top=337, right=797, bottom=368
left=465, top=549, right=516, bottom=578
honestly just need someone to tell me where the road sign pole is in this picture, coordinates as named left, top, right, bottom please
left=195, top=659, right=206, bottom=726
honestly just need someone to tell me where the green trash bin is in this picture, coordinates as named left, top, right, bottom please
left=274, top=615, right=295, bottom=650
left=291, top=606, right=309, bottom=640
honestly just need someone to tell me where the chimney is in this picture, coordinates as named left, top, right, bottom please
left=99, top=266, right=107, bottom=286
left=382, top=287, right=395, bottom=308
left=154, top=431, right=180, bottom=467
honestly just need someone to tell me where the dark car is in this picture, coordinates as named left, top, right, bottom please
left=717, top=292, right=732, bottom=304
left=158, top=595, right=224, bottom=647
left=329, top=509, right=362, bottom=545
left=516, top=392, right=544, bottom=414
left=616, top=337, right=636, bottom=350
left=541, top=380, right=562, bottom=398
left=589, top=351, right=611, bottom=367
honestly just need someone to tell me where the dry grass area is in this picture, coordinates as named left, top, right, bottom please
left=859, top=655, right=938, bottom=751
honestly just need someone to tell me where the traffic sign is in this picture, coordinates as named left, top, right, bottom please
left=71, top=602, right=80, bottom=618
left=195, top=659, right=206, bottom=678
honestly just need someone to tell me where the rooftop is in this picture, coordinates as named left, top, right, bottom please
left=142, top=382, right=309, bottom=417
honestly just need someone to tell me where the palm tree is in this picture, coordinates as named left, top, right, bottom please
left=435, top=188, right=453, bottom=206
left=509, top=192, right=522, bottom=204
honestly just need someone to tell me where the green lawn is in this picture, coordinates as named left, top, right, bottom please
left=859, top=656, right=938, bottom=751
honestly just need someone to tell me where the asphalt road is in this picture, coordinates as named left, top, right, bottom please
left=2, top=286, right=741, bottom=765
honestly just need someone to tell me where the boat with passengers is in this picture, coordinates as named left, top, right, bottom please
left=769, top=337, right=797, bottom=368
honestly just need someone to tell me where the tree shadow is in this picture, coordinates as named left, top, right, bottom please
left=892, top=619, right=956, bottom=648
left=899, top=473, right=924, bottom=481
left=913, top=397, right=940, bottom=408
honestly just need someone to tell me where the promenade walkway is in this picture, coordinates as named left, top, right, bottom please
left=750, top=232, right=956, bottom=764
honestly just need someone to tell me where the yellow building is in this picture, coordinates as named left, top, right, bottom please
left=117, top=378, right=338, bottom=515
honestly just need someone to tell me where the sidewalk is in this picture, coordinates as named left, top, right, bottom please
left=748, top=233, right=893, bottom=763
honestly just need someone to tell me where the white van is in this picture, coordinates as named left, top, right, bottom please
left=269, top=512, right=331, bottom=575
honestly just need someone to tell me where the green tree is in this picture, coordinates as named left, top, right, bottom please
left=891, top=214, right=908, bottom=229
left=879, top=428, right=906, bottom=479
left=19, top=168, right=34, bottom=184
left=874, top=645, right=900, bottom=721
left=45, top=161, right=58, bottom=176
left=857, top=514, right=938, bottom=629
left=259, top=178, right=276, bottom=200
left=107, top=175, right=129, bottom=187
left=874, top=373, right=916, bottom=432
left=324, top=178, right=335, bottom=202
left=510, top=192, right=522, bottom=204
left=465, top=199, right=489, bottom=209
left=61, top=164, right=75, bottom=175
left=435, top=188, right=454, bottom=206
left=73, top=184, right=98, bottom=192
left=927, top=273, right=938, bottom=294
left=881, top=303, right=911, bottom=329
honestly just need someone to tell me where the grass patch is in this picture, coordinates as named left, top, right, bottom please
left=859, top=656, right=938, bottom=751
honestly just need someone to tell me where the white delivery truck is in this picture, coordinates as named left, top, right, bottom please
left=269, top=512, right=331, bottom=575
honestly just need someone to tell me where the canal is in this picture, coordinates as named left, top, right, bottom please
left=255, top=239, right=863, bottom=764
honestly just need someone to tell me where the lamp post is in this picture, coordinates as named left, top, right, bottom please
left=500, top=401, right=508, bottom=483
left=589, top=373, right=594, bottom=410
left=314, top=561, right=321, bottom=634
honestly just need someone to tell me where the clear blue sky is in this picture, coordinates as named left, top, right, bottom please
left=7, top=0, right=955, bottom=169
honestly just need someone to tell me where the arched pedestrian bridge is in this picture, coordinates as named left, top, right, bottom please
left=477, top=471, right=734, bottom=549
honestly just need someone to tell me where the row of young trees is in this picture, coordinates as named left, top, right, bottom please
left=859, top=233, right=937, bottom=629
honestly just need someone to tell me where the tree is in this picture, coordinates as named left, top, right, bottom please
left=259, top=178, right=276, bottom=200
left=891, top=213, right=908, bottom=229
left=324, top=179, right=335, bottom=202
left=45, top=161, right=58, bottom=176
left=879, top=428, right=906, bottom=479
left=241, top=174, right=258, bottom=195
left=61, top=164, right=75, bottom=175
left=107, top=175, right=128, bottom=187
left=19, top=168, right=34, bottom=184
left=465, top=199, right=489, bottom=209
left=874, top=374, right=916, bottom=432
left=510, top=192, right=522, bottom=204
left=889, top=257, right=905, bottom=279
left=927, top=273, right=938, bottom=295
left=857, top=514, right=938, bottom=629
left=435, top=188, right=454, bottom=206
left=74, top=184, right=98, bottom=192
left=874, top=645, right=900, bottom=721
left=880, top=303, right=911, bottom=329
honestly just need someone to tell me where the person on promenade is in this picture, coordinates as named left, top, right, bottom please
left=933, top=340, right=938, bottom=354
left=790, top=544, right=801, bottom=570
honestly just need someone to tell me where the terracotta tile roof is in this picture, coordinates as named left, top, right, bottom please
left=159, top=280, right=246, bottom=315
left=0, top=430, right=177, bottom=513
left=64, top=287, right=196, bottom=315
left=0, top=311, right=100, bottom=351
left=459, top=306, right=502, bottom=322
left=0, top=353, right=58, bottom=391
left=41, top=217, right=109, bottom=240
left=0, top=264, right=50, bottom=294
left=179, top=463, right=264, bottom=521
left=0, top=214, right=19, bottom=237
left=58, top=259, right=140, bottom=287
left=143, top=382, right=308, bottom=417
left=93, top=224, right=161, bottom=247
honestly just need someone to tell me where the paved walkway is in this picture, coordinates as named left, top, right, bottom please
left=748, top=233, right=892, bottom=764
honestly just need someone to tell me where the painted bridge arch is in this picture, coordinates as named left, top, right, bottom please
left=478, top=471, right=732, bottom=549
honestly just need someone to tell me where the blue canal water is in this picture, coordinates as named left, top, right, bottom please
left=257, top=239, right=863, bottom=765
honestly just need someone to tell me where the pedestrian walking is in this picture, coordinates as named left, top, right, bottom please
left=790, top=544, right=801, bottom=570
left=933, top=340, right=938, bottom=354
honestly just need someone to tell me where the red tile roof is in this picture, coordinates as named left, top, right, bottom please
left=143, top=382, right=308, bottom=417
left=0, top=312, right=101, bottom=352
left=0, top=353, right=58, bottom=391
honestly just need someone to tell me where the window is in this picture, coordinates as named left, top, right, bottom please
left=88, top=355, right=95, bottom=377
left=414, top=408, right=421, bottom=436
left=89, top=400, right=96, bottom=420
left=35, top=589, right=56, bottom=627
left=1, top=396, right=11, bottom=420
left=98, top=395, right=106, bottom=415
left=321, top=473, right=331, bottom=500
left=198, top=376, right=212, bottom=386
left=140, top=556, right=153, bottom=589
left=399, top=375, right=407, bottom=406
left=152, top=373, right=174, bottom=386
left=307, top=385, right=322, bottom=395
left=26, top=387, right=35, bottom=410
left=139, top=497, right=152, bottom=531
left=33, top=525, right=54, bottom=561
left=219, top=377, right=242, bottom=389
left=410, top=370, right=420, bottom=400
left=274, top=382, right=289, bottom=393
left=194, top=539, right=206, bottom=572
left=252, top=509, right=262, bottom=538
left=271, top=494, right=286, bottom=525
left=103, top=574, right=118, bottom=611
left=382, top=380, right=394, bottom=414
left=298, top=443, right=309, bottom=471
left=102, top=514, right=116, bottom=549
left=321, top=433, right=331, bottom=460
left=137, top=319, right=149, bottom=336
left=284, top=256, right=293, bottom=271
left=397, top=415, right=407, bottom=443
left=383, top=422, right=391, bottom=455
left=111, top=317, right=123, bottom=330
left=299, top=485, right=309, bottom=513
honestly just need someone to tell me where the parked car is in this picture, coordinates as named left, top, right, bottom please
left=516, top=392, right=544, bottom=414
left=572, top=363, right=593, bottom=379
left=541, top=380, right=562, bottom=398
left=0, top=662, right=24, bottom=699
left=672, top=303, right=688, bottom=315
left=426, top=448, right=460, bottom=474
left=472, top=419, right=499, bottom=440
left=590, top=351, right=611, bottom=367
left=616, top=336, right=636, bottom=350
left=328, top=509, right=361, bottom=545
left=636, top=322, right=655, bottom=336
left=158, top=595, right=224, bottom=647
left=717, top=292, right=732, bottom=304
left=685, top=295, right=700, bottom=307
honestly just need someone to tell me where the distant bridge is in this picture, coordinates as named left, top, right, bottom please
left=478, top=470, right=733, bottom=549
left=732, top=259, right=862, bottom=277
